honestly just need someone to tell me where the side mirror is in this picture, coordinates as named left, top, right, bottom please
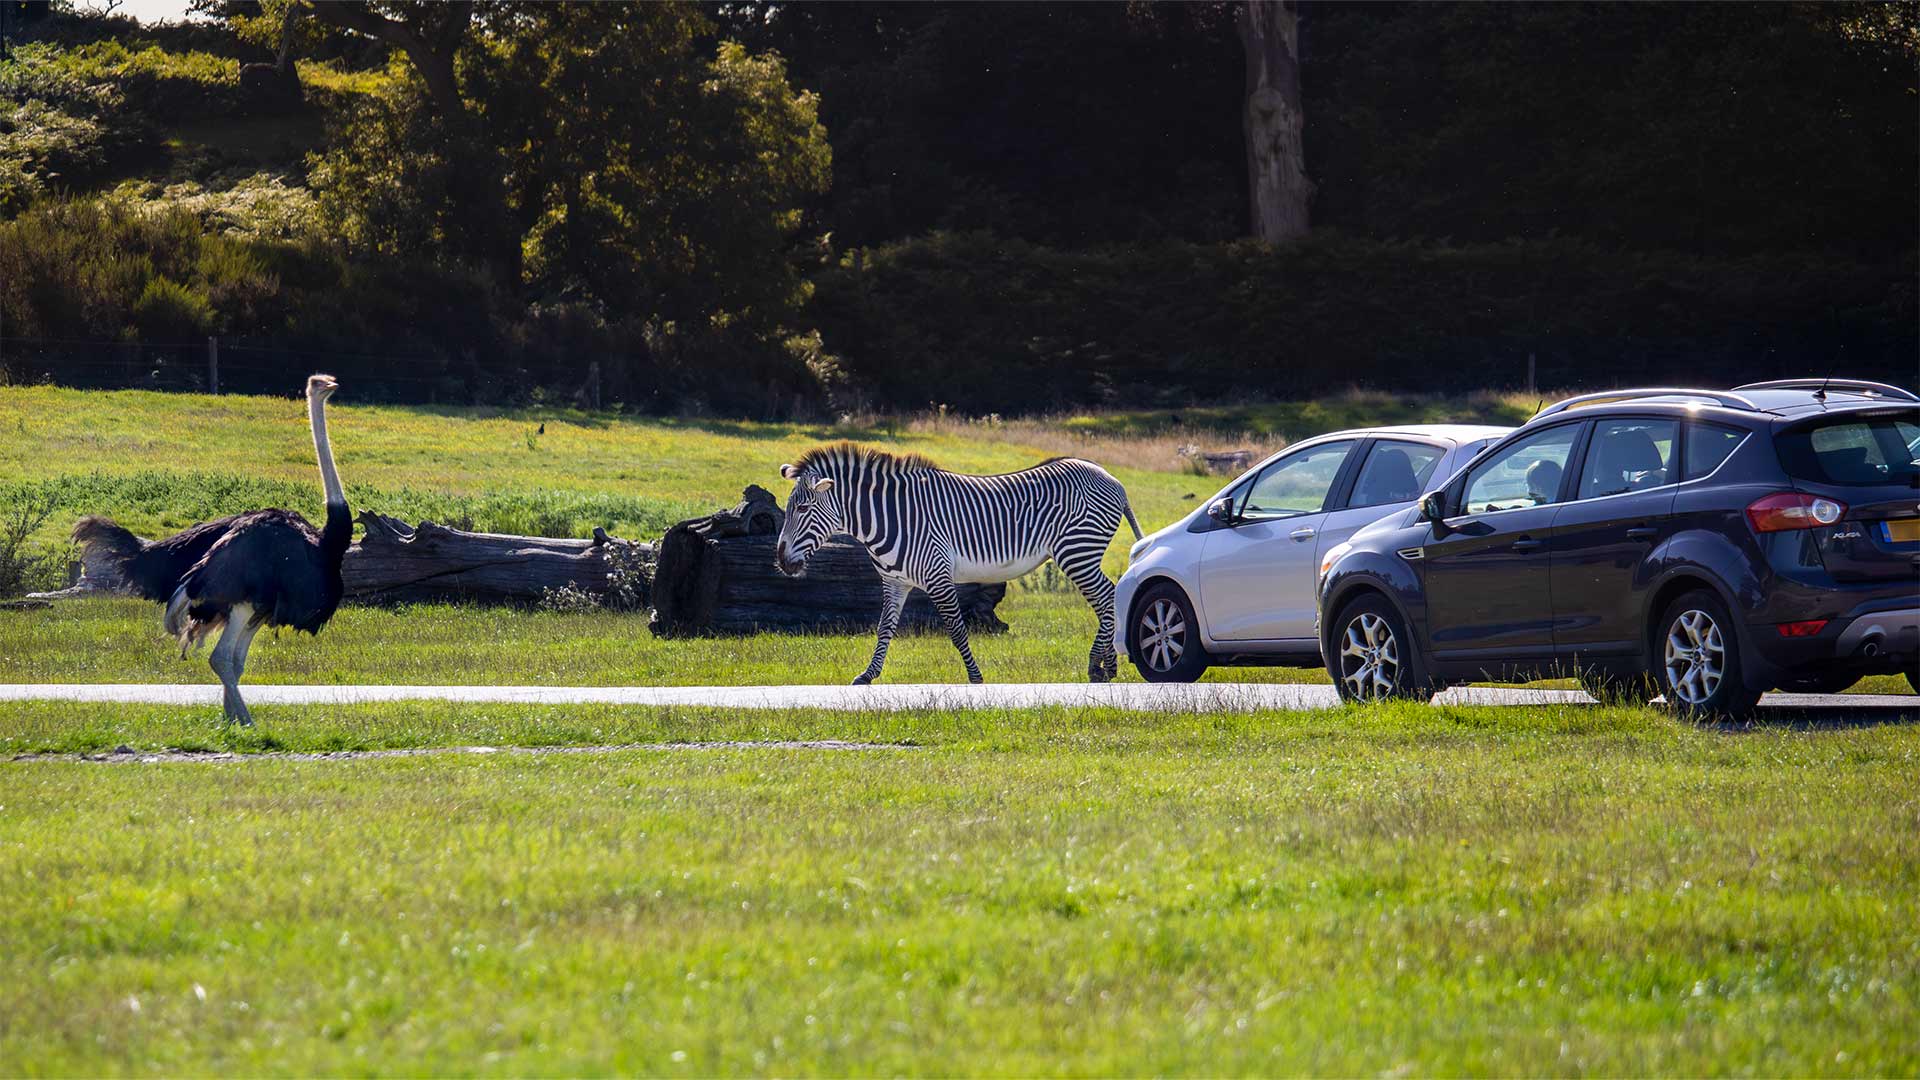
left=1420, top=491, right=1453, bottom=537
left=1205, top=496, right=1236, bottom=525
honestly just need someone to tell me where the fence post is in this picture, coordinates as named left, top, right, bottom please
left=207, top=336, right=220, bottom=395
left=1526, top=352, right=1536, bottom=396
left=588, top=360, right=602, bottom=411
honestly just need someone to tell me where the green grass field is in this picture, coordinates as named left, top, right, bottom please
left=3, top=703, right=1917, bottom=1074
left=2, top=386, right=1916, bottom=1074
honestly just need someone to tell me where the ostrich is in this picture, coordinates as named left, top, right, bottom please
left=72, top=374, right=351, bottom=724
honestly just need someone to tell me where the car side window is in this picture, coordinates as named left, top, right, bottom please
left=1348, top=440, right=1445, bottom=509
left=1238, top=440, right=1355, bottom=519
left=1684, top=422, right=1747, bottom=480
left=1578, top=418, right=1678, bottom=499
left=1460, top=425, right=1581, bottom=515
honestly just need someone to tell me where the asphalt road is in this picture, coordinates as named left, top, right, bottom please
left=1, top=681, right=1913, bottom=715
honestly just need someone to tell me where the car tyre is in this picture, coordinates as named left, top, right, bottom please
left=1129, top=582, right=1208, bottom=683
left=1775, top=672, right=1860, bottom=695
left=1653, top=589, right=1763, bottom=719
left=1328, top=593, right=1433, bottom=703
left=1907, top=666, right=1919, bottom=696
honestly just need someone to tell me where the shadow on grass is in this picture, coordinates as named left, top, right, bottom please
left=1712, top=703, right=1920, bottom=733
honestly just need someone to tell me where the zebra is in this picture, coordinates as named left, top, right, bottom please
left=773, top=442, right=1144, bottom=684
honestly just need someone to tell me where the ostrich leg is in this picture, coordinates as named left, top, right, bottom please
left=208, top=604, right=262, bottom=725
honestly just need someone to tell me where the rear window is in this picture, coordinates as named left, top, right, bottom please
left=1775, top=413, right=1920, bottom=486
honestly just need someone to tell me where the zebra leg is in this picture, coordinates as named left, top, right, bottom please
left=854, top=579, right=909, bottom=685
left=925, top=576, right=985, bottom=684
left=1059, top=551, right=1120, bottom=682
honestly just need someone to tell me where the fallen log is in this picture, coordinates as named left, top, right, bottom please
left=649, top=486, right=1007, bottom=637
left=343, top=512, right=650, bottom=607
left=30, top=513, right=651, bottom=609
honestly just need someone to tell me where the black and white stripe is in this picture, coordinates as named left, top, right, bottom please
left=776, top=443, right=1144, bottom=684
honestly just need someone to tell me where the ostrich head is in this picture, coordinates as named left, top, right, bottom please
left=306, top=373, right=339, bottom=401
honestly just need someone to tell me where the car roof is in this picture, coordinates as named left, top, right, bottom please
left=1531, top=385, right=1918, bottom=426
left=1315, top=423, right=1513, bottom=443
left=1370, top=423, right=1513, bottom=441
left=1737, top=389, right=1918, bottom=418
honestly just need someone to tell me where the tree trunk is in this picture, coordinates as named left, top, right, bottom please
left=34, top=514, right=652, bottom=609
left=649, top=531, right=1008, bottom=638
left=308, top=1, right=471, bottom=122
left=648, top=486, right=1008, bottom=638
left=1238, top=0, right=1312, bottom=244
left=342, top=513, right=649, bottom=607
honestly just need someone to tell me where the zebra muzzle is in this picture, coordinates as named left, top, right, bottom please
left=774, top=543, right=806, bottom=577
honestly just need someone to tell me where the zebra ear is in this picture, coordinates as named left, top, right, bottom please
left=780, top=463, right=800, bottom=480
left=810, top=478, right=835, bottom=494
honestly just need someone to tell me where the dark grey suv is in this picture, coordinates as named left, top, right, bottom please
left=1316, top=380, right=1920, bottom=716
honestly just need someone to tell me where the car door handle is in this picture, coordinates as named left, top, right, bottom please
left=1290, top=527, right=1316, bottom=542
left=1625, top=525, right=1658, bottom=541
left=1510, top=537, right=1543, bottom=553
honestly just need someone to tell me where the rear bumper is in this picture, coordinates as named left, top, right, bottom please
left=1747, top=605, right=1919, bottom=682
left=1834, top=607, right=1920, bottom=658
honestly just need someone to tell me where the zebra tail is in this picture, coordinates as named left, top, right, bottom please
left=1123, top=500, right=1144, bottom=541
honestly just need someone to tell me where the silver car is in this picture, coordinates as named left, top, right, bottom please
left=1116, top=424, right=1511, bottom=681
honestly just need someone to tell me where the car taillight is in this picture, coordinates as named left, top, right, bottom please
left=1777, top=619, right=1829, bottom=637
left=1746, top=492, right=1847, bottom=533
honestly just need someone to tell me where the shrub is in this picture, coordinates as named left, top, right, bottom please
left=0, top=483, right=64, bottom=597
left=130, top=275, right=214, bottom=338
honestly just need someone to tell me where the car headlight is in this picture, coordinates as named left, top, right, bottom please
left=1318, top=541, right=1354, bottom=584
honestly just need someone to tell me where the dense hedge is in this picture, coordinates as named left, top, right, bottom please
left=9, top=205, right=1914, bottom=418
left=812, top=233, right=1919, bottom=413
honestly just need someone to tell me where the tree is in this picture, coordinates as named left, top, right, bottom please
left=308, top=1, right=829, bottom=334
left=306, top=0, right=521, bottom=279
left=232, top=0, right=313, bottom=110
left=1237, top=0, right=1310, bottom=243
left=307, top=0, right=471, bottom=122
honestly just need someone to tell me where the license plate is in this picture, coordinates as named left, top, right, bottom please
left=1886, top=519, right=1920, bottom=543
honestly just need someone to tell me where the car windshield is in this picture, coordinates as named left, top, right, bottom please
left=1775, top=413, right=1920, bottom=486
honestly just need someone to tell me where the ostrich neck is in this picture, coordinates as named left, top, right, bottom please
left=310, top=395, right=345, bottom=507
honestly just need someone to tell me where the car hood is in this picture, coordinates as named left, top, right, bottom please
left=1127, top=513, right=1191, bottom=561
left=1350, top=504, right=1421, bottom=545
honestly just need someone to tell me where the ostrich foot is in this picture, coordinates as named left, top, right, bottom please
left=221, top=687, right=254, bottom=726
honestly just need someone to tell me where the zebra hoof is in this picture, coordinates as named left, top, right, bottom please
left=851, top=674, right=874, bottom=686
left=1088, top=667, right=1112, bottom=684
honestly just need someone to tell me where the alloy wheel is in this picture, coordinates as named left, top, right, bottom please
left=1139, top=597, right=1187, bottom=673
left=1663, top=608, right=1726, bottom=705
left=1338, top=611, right=1401, bottom=701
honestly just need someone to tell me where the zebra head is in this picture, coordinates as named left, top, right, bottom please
left=775, top=462, right=842, bottom=577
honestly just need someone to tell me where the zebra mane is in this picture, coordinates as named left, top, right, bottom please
left=795, top=441, right=940, bottom=475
